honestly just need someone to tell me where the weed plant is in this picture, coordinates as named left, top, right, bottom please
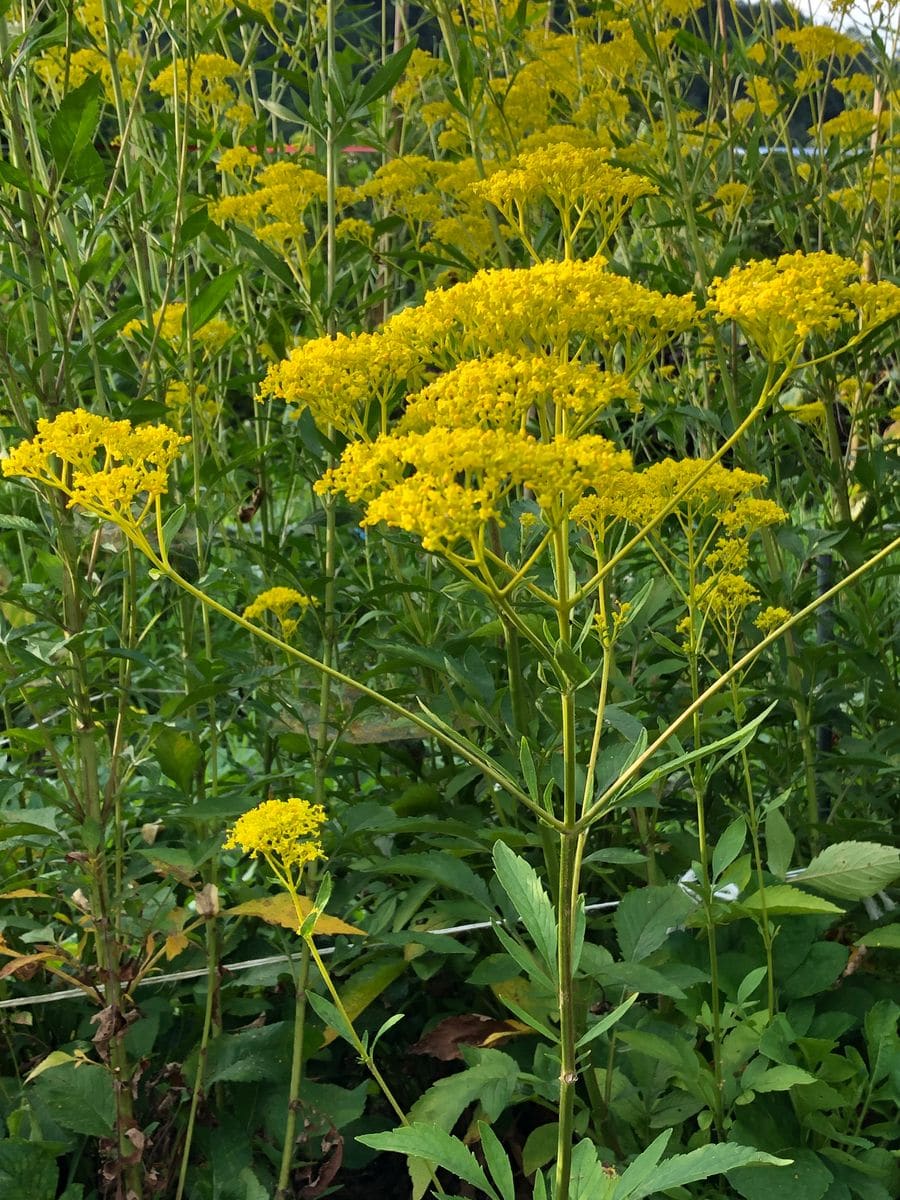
left=0, top=1, right=898, bottom=1199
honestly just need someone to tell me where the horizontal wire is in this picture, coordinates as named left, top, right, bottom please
left=0, top=901, right=622, bottom=1012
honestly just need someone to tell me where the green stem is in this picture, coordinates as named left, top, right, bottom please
left=552, top=523, right=579, bottom=1200
left=144, top=535, right=559, bottom=828
left=175, top=913, right=218, bottom=1200
left=578, top=532, right=900, bottom=831
left=277, top=942, right=312, bottom=1199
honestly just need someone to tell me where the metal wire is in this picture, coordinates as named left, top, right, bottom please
left=0, top=901, right=622, bottom=1012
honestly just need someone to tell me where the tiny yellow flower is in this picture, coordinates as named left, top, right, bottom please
left=224, top=798, right=326, bottom=875
left=755, top=606, right=791, bottom=634
left=243, top=586, right=316, bottom=640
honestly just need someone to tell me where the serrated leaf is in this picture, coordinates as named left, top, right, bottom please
left=478, top=1122, right=515, bottom=1200
left=492, top=841, right=557, bottom=977
left=0, top=1140, right=58, bottom=1200
left=746, top=1064, right=818, bottom=1092
left=615, top=884, right=694, bottom=961
left=791, top=842, right=900, bottom=901
left=29, top=1061, right=115, bottom=1137
left=357, top=1124, right=498, bottom=1199
left=739, top=885, right=844, bottom=918
left=622, top=1142, right=791, bottom=1198
left=410, top=1048, right=518, bottom=1132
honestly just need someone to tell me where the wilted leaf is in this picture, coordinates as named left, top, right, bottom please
left=410, top=1014, right=531, bottom=1061
left=164, top=932, right=191, bottom=961
left=227, top=894, right=365, bottom=936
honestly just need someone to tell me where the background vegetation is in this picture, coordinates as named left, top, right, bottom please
left=0, top=1, right=898, bottom=1198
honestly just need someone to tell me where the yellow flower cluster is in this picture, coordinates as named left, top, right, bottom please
left=164, top=381, right=218, bottom=429
left=224, top=798, right=325, bottom=876
left=817, top=108, right=881, bottom=144
left=755, top=606, right=791, bottom=634
left=318, top=427, right=632, bottom=551
left=399, top=353, right=637, bottom=437
left=393, top=49, right=448, bottom=110
left=217, top=146, right=262, bottom=175
left=472, top=144, right=657, bottom=246
left=150, top=53, right=244, bottom=122
left=2, top=410, right=188, bottom=531
left=713, top=182, right=751, bottom=220
left=354, top=156, right=446, bottom=223
left=210, top=161, right=328, bottom=249
left=573, top=459, right=776, bottom=534
left=694, top=571, right=759, bottom=625
left=35, top=48, right=141, bottom=103
left=258, top=331, right=421, bottom=438
left=383, top=256, right=697, bottom=369
left=777, top=25, right=862, bottom=63
left=122, top=303, right=235, bottom=355
left=707, top=251, right=899, bottom=360
left=244, top=586, right=316, bottom=640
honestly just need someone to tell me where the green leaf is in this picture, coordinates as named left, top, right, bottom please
left=357, top=1124, right=499, bottom=1200
left=743, top=1064, right=818, bottom=1093
left=864, top=999, right=899, bottom=1086
left=623, top=1143, right=791, bottom=1198
left=728, top=1148, right=833, bottom=1200
left=614, top=884, right=694, bottom=962
left=765, top=808, right=795, bottom=879
left=356, top=40, right=417, bottom=109
left=48, top=76, right=102, bottom=170
left=153, top=727, right=203, bottom=794
left=589, top=960, right=688, bottom=999
left=410, top=1049, right=518, bottom=1134
left=739, top=885, right=844, bottom=918
left=737, top=966, right=768, bottom=1005
left=523, top=1124, right=558, bottom=1177
left=858, top=924, right=900, bottom=950
left=0, top=1140, right=58, bottom=1200
left=713, top=817, right=747, bottom=881
left=791, top=842, right=900, bottom=901
left=361, top=851, right=492, bottom=911
left=568, top=1138, right=610, bottom=1199
left=519, top=737, right=538, bottom=801
left=29, top=1062, right=115, bottom=1137
left=204, top=1021, right=292, bottom=1085
left=613, top=1129, right=671, bottom=1198
left=492, top=841, right=557, bottom=978
left=614, top=702, right=777, bottom=804
left=305, top=990, right=357, bottom=1048
left=575, top=992, right=639, bottom=1050
left=190, top=267, right=243, bottom=332
left=478, top=1122, right=515, bottom=1200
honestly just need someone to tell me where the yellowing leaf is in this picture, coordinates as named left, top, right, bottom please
left=25, top=1050, right=75, bottom=1083
left=227, top=894, right=365, bottom=937
left=0, top=888, right=47, bottom=899
left=321, top=957, right=407, bottom=1045
left=164, top=932, right=191, bottom=961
